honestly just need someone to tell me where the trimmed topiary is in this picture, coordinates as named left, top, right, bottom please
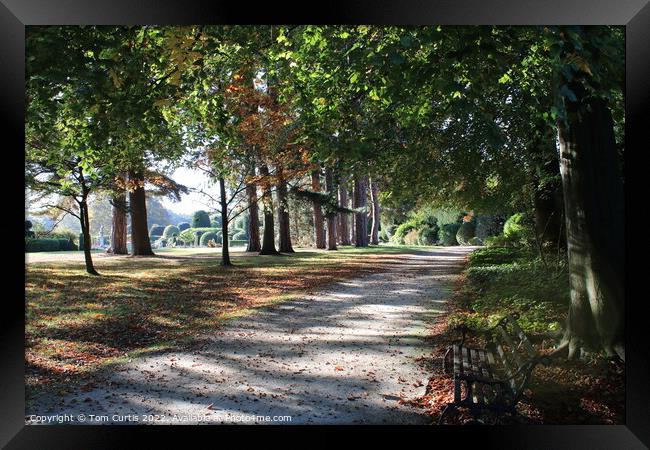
left=177, top=222, right=191, bottom=231
left=199, top=231, right=219, bottom=247
left=149, top=224, right=165, bottom=237
left=418, top=224, right=439, bottom=245
left=456, top=220, right=477, bottom=246
left=25, top=238, right=61, bottom=252
left=232, top=230, right=247, bottom=240
left=403, top=229, right=420, bottom=245
left=503, top=213, right=535, bottom=247
left=440, top=223, right=461, bottom=246
left=163, top=225, right=180, bottom=238
left=468, top=236, right=483, bottom=246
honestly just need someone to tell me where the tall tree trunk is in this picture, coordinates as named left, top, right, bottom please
left=353, top=176, right=369, bottom=247
left=128, top=169, right=154, bottom=256
left=259, top=164, right=279, bottom=255
left=311, top=170, right=326, bottom=249
left=219, top=177, right=232, bottom=266
left=558, top=93, right=625, bottom=361
left=246, top=181, right=261, bottom=253
left=338, top=175, right=351, bottom=246
left=369, top=177, right=380, bottom=245
left=325, top=168, right=337, bottom=250
left=79, top=194, right=98, bottom=275
left=277, top=167, right=294, bottom=253
left=107, top=176, right=128, bottom=255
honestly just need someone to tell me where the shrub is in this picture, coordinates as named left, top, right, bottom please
left=25, top=238, right=61, bottom=252
left=392, top=219, right=417, bottom=242
left=177, top=222, right=191, bottom=231
left=475, top=215, right=504, bottom=240
left=468, top=236, right=483, bottom=246
left=468, top=247, right=525, bottom=266
left=57, top=238, right=78, bottom=251
left=149, top=224, right=165, bottom=237
left=418, top=225, right=439, bottom=245
left=200, top=231, right=219, bottom=246
left=379, top=227, right=390, bottom=243
left=163, top=225, right=180, bottom=238
left=456, top=220, right=477, bottom=246
left=503, top=213, right=535, bottom=247
left=403, top=229, right=420, bottom=245
left=232, top=230, right=247, bottom=240
left=485, top=235, right=511, bottom=247
left=25, top=220, right=36, bottom=238
left=178, top=228, right=196, bottom=245
left=192, top=210, right=211, bottom=228
left=440, top=223, right=461, bottom=246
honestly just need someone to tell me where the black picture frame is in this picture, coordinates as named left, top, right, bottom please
left=2, top=1, right=646, bottom=447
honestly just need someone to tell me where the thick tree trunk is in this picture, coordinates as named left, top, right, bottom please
left=353, top=176, right=369, bottom=247
left=558, top=93, right=625, bottom=361
left=79, top=195, right=98, bottom=275
left=128, top=169, right=154, bottom=256
left=107, top=179, right=128, bottom=255
left=219, top=177, right=232, bottom=266
left=259, top=164, right=279, bottom=255
left=245, top=170, right=261, bottom=253
left=277, top=167, right=294, bottom=253
left=325, top=168, right=337, bottom=250
left=311, top=170, right=326, bottom=249
left=369, top=178, right=380, bottom=245
left=338, top=175, right=351, bottom=246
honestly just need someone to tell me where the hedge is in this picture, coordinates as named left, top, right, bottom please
left=26, top=238, right=63, bottom=252
left=229, top=239, right=248, bottom=247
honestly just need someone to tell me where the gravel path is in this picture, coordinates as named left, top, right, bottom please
left=27, top=247, right=474, bottom=425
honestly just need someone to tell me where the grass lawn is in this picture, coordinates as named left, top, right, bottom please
left=25, top=244, right=433, bottom=399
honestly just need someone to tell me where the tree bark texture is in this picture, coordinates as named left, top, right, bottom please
left=325, top=168, right=337, bottom=250
left=338, top=175, right=351, bottom=246
left=128, top=169, right=154, bottom=256
left=353, top=176, right=369, bottom=247
left=259, top=164, right=279, bottom=255
left=369, top=177, right=380, bottom=245
left=558, top=93, right=625, bottom=361
left=311, top=170, right=326, bottom=249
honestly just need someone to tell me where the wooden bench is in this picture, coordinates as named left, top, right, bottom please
left=439, top=314, right=550, bottom=424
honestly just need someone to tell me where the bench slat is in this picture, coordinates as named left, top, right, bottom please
left=453, top=344, right=461, bottom=403
left=471, top=348, right=489, bottom=404
left=495, top=342, right=518, bottom=392
left=479, top=349, right=500, bottom=404
left=509, top=318, right=536, bottom=358
left=498, top=326, right=524, bottom=368
left=462, top=346, right=472, bottom=402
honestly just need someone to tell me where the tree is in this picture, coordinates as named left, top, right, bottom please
left=107, top=174, right=128, bottom=254
left=369, top=177, right=381, bottom=245
left=324, top=168, right=338, bottom=250
left=311, top=169, right=326, bottom=249
left=550, top=26, right=625, bottom=360
left=192, top=210, right=211, bottom=228
left=353, top=176, right=369, bottom=247
left=338, top=174, right=352, bottom=246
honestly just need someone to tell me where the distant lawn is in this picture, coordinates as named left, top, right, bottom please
left=25, top=244, right=438, bottom=398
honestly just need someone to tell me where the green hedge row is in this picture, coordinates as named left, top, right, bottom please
left=26, top=238, right=78, bottom=252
